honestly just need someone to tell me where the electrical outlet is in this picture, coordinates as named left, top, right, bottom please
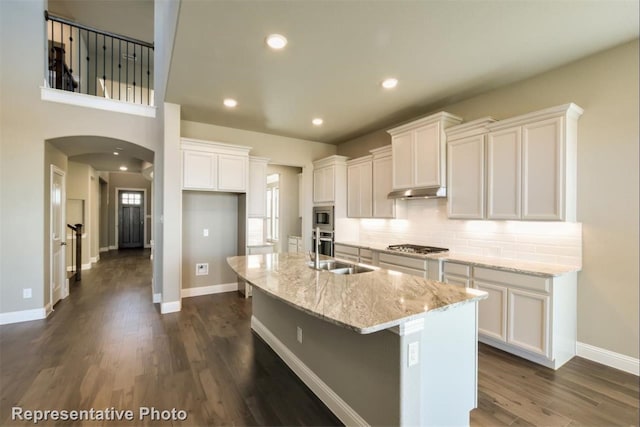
left=195, top=263, right=209, bottom=276
left=203, top=229, right=209, bottom=237
left=23, top=288, right=32, bottom=299
left=408, top=341, right=419, bottom=367
left=296, top=326, right=303, bottom=343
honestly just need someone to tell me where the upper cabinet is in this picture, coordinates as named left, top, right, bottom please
left=347, top=156, right=373, bottom=218
left=181, top=138, right=250, bottom=193
left=446, top=118, right=496, bottom=219
left=387, top=112, right=463, bottom=191
left=313, top=155, right=348, bottom=206
left=370, top=145, right=403, bottom=218
left=487, top=104, right=583, bottom=221
left=248, top=157, right=269, bottom=218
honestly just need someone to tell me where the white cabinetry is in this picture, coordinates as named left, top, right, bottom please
left=288, top=236, right=302, bottom=253
left=378, top=252, right=440, bottom=280
left=313, top=156, right=348, bottom=206
left=297, top=173, right=303, bottom=218
left=487, top=103, right=583, bottom=221
left=370, top=145, right=403, bottom=218
left=472, top=266, right=576, bottom=369
left=442, top=261, right=472, bottom=287
left=334, top=243, right=373, bottom=264
left=446, top=118, right=496, bottom=219
left=347, top=156, right=373, bottom=218
left=248, top=157, right=269, bottom=218
left=387, top=112, right=462, bottom=191
left=181, top=138, right=251, bottom=193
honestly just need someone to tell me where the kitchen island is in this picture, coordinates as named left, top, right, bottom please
left=227, top=253, right=487, bottom=426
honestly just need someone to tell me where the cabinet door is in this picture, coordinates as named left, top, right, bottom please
left=379, top=262, right=427, bottom=278
left=522, top=117, right=564, bottom=220
left=448, top=135, right=485, bottom=219
left=248, top=160, right=267, bottom=217
left=508, top=288, right=550, bottom=357
left=313, top=169, right=324, bottom=203
left=288, top=242, right=298, bottom=253
left=475, top=281, right=508, bottom=342
left=373, top=155, right=395, bottom=218
left=298, top=173, right=303, bottom=218
left=323, top=166, right=335, bottom=202
left=392, top=132, right=414, bottom=189
left=347, top=164, right=361, bottom=217
left=183, top=151, right=217, bottom=190
left=414, top=122, right=441, bottom=187
left=218, top=154, right=247, bottom=192
left=359, top=162, right=373, bottom=217
left=487, top=127, right=521, bottom=219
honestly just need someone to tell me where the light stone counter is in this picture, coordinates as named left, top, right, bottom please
left=335, top=241, right=580, bottom=277
left=227, top=252, right=486, bottom=334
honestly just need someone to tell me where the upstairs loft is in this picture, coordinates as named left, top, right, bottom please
left=43, top=11, right=156, bottom=117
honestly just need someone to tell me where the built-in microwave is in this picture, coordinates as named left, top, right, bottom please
left=312, top=206, right=334, bottom=230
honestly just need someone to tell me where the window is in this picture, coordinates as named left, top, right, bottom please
left=121, top=192, right=141, bottom=205
left=266, top=174, right=279, bottom=242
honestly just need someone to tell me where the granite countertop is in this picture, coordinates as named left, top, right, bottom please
left=247, top=242, right=275, bottom=248
left=227, top=253, right=487, bottom=334
left=335, top=241, right=580, bottom=277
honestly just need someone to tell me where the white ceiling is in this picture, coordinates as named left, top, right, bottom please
left=49, top=136, right=153, bottom=173
left=166, top=0, right=639, bottom=144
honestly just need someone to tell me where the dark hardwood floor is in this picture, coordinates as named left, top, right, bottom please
left=0, top=250, right=637, bottom=426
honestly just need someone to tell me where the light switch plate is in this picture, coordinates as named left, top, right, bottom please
left=296, top=326, right=303, bottom=343
left=23, top=288, right=32, bottom=299
left=203, top=229, right=209, bottom=237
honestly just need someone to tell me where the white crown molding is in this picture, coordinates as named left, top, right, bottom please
left=180, top=138, right=252, bottom=155
left=487, top=103, right=583, bottom=131
left=387, top=111, right=463, bottom=136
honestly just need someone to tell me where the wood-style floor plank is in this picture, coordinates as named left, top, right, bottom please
left=1, top=249, right=638, bottom=426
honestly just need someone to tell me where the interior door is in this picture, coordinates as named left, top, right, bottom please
left=119, top=191, right=144, bottom=248
left=51, top=166, right=65, bottom=306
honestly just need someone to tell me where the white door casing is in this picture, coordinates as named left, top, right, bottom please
left=50, top=165, right=66, bottom=309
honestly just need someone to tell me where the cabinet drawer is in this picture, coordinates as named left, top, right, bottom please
left=443, top=274, right=470, bottom=288
left=360, top=248, right=373, bottom=259
left=443, top=261, right=470, bottom=278
left=379, top=253, right=427, bottom=270
left=336, top=253, right=359, bottom=263
left=379, top=262, right=426, bottom=278
left=474, top=267, right=549, bottom=293
left=334, top=244, right=359, bottom=256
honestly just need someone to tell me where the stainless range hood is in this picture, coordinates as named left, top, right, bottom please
left=387, top=186, right=446, bottom=200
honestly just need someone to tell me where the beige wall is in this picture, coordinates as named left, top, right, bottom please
left=337, top=40, right=640, bottom=359
left=267, top=165, right=303, bottom=252
left=65, top=161, right=92, bottom=267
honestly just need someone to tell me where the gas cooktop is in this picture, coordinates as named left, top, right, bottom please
left=386, top=244, right=449, bottom=254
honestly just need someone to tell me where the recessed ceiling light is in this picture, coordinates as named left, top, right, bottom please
left=266, top=34, right=287, bottom=50
left=381, top=78, right=398, bottom=89
left=224, top=98, right=238, bottom=108
left=119, top=166, right=128, bottom=171
left=312, top=118, right=323, bottom=126
left=113, top=152, right=119, bottom=155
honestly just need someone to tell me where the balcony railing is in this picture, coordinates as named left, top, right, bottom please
left=45, top=11, right=154, bottom=106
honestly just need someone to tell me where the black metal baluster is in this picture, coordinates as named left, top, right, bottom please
left=118, top=39, right=121, bottom=100
left=147, top=46, right=150, bottom=105
left=126, top=42, right=129, bottom=101
left=94, top=31, right=98, bottom=95
left=61, top=23, right=65, bottom=89
left=79, top=29, right=82, bottom=94
left=50, top=19, right=54, bottom=88
left=86, top=30, right=90, bottom=96
left=69, top=27, right=74, bottom=92
left=133, top=45, right=136, bottom=103
left=111, top=37, right=113, bottom=98
left=102, top=34, right=106, bottom=97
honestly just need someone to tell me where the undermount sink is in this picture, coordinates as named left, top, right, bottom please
left=307, top=260, right=374, bottom=275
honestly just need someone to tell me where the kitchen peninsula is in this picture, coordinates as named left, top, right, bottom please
left=227, top=253, right=487, bottom=426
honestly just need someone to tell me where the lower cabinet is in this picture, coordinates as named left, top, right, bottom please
left=334, top=243, right=362, bottom=263
left=288, top=236, right=302, bottom=253
left=508, top=288, right=550, bottom=357
left=474, top=281, right=508, bottom=342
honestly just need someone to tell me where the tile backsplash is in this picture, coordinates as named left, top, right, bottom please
left=351, top=199, right=582, bottom=267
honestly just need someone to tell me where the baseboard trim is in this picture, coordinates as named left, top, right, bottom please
left=577, top=342, right=639, bottom=376
left=108, top=245, right=117, bottom=250
left=90, top=256, right=99, bottom=263
left=161, top=300, right=181, bottom=314
left=99, top=247, right=109, bottom=253
left=251, top=316, right=368, bottom=427
left=144, top=244, right=151, bottom=249
left=181, top=282, right=238, bottom=298
left=45, top=303, right=52, bottom=317
left=153, top=293, right=162, bottom=303
left=0, top=307, right=47, bottom=325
